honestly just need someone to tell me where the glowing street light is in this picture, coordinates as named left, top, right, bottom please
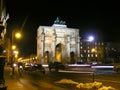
left=88, top=36, right=94, bottom=42
left=12, top=45, right=16, bottom=50
left=15, top=32, right=21, bottom=39
left=13, top=50, right=19, bottom=55
left=12, top=31, right=22, bottom=44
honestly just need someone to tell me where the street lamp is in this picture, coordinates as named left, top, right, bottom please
left=13, top=50, right=19, bottom=62
left=10, top=30, right=21, bottom=75
left=12, top=31, right=21, bottom=45
left=11, top=31, right=21, bottom=60
left=88, top=36, right=94, bottom=42
left=11, top=31, right=21, bottom=57
left=12, top=45, right=16, bottom=50
left=15, top=32, right=21, bottom=39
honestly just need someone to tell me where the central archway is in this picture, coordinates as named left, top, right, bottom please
left=55, top=43, right=62, bottom=62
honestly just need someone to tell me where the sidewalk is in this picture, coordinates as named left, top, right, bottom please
left=3, top=66, right=35, bottom=90
left=3, top=66, right=66, bottom=90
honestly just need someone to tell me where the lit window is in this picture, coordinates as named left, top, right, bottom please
left=91, top=54, right=93, bottom=57
left=81, top=54, right=83, bottom=57
left=95, top=54, right=97, bottom=57
left=84, top=50, right=86, bottom=53
left=88, top=50, right=90, bottom=53
left=88, top=54, right=90, bottom=57
left=95, top=42, right=97, bottom=45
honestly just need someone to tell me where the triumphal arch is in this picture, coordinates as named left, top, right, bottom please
left=37, top=17, right=80, bottom=64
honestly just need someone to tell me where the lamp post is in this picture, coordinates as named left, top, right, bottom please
left=10, top=30, right=21, bottom=75
left=11, top=31, right=20, bottom=62
left=11, top=31, right=21, bottom=55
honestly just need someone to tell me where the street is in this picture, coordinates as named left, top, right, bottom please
left=4, top=66, right=66, bottom=90
left=3, top=65, right=120, bottom=90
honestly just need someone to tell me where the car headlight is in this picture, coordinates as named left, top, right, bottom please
left=13, top=63, right=17, bottom=67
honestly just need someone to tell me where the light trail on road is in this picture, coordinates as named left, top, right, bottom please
left=59, top=70, right=94, bottom=74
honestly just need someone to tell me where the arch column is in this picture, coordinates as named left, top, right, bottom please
left=52, top=32, right=56, bottom=62
left=67, top=35, right=70, bottom=63
left=76, top=36, right=80, bottom=63
left=40, top=32, right=45, bottom=64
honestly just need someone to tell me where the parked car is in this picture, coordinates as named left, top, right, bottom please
left=23, top=63, right=33, bottom=71
left=32, top=64, right=45, bottom=74
left=48, top=62, right=65, bottom=72
left=18, top=62, right=24, bottom=69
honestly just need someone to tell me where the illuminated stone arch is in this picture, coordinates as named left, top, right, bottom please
left=37, top=22, right=80, bottom=64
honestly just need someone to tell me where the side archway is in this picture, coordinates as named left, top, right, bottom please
left=70, top=51, right=75, bottom=64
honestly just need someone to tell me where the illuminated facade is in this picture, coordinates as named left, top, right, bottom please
left=37, top=19, right=80, bottom=64
left=80, top=40, right=104, bottom=64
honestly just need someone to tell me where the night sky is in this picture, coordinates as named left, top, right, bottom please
left=4, top=0, right=120, bottom=57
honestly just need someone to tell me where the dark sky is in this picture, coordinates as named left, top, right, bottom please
left=4, top=0, right=120, bottom=57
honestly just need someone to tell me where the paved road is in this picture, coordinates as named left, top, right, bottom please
left=2, top=65, right=118, bottom=90
left=3, top=66, right=66, bottom=90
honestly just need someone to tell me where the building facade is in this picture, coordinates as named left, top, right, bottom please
left=80, top=40, right=105, bottom=64
left=37, top=19, right=80, bottom=64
